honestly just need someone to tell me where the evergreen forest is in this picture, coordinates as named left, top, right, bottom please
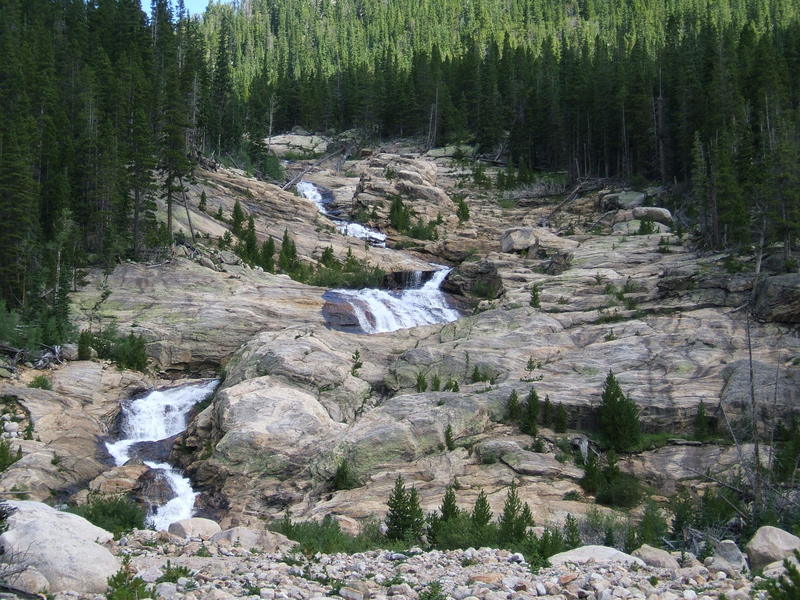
left=1, top=0, right=799, bottom=346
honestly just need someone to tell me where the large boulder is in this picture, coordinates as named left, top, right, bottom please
left=633, top=206, right=673, bottom=226
left=167, top=517, right=222, bottom=539
left=633, top=544, right=680, bottom=569
left=746, top=526, right=800, bottom=571
left=0, top=501, right=120, bottom=593
left=500, top=227, right=579, bottom=256
left=209, top=526, right=297, bottom=553
left=604, top=191, right=646, bottom=210
left=549, top=545, right=645, bottom=567
left=440, top=259, right=504, bottom=298
left=753, top=274, right=800, bottom=323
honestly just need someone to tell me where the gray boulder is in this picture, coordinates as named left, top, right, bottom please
left=746, top=526, right=800, bottom=571
left=633, top=544, right=680, bottom=569
left=753, top=274, right=800, bottom=323
left=167, top=517, right=222, bottom=539
left=210, top=526, right=297, bottom=553
left=604, top=191, right=646, bottom=210
left=633, top=206, right=673, bottom=226
left=549, top=545, right=645, bottom=567
left=0, top=500, right=120, bottom=593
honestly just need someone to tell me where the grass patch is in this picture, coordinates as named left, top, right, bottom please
left=28, top=375, right=52, bottom=390
left=271, top=515, right=407, bottom=556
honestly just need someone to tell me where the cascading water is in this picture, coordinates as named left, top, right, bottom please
left=106, top=379, right=218, bottom=531
left=296, top=180, right=387, bottom=247
left=325, top=268, right=460, bottom=334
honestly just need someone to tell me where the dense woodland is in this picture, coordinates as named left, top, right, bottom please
left=1, top=0, right=799, bottom=347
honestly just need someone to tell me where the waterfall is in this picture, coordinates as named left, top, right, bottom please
left=297, top=180, right=387, bottom=247
left=105, top=379, right=218, bottom=531
left=327, top=268, right=460, bottom=334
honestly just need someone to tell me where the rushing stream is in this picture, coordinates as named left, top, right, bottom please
left=106, top=379, right=218, bottom=531
left=325, top=268, right=460, bottom=334
left=297, top=180, right=387, bottom=247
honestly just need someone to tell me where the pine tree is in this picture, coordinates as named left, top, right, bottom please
left=542, top=396, right=553, bottom=427
left=506, top=389, right=521, bottom=423
left=498, top=483, right=531, bottom=545
left=471, top=489, right=493, bottom=528
left=278, top=229, right=299, bottom=274
left=522, top=388, right=539, bottom=436
left=386, top=475, right=410, bottom=541
left=598, top=371, right=640, bottom=452
left=260, top=237, right=275, bottom=272
left=444, top=424, right=455, bottom=451
left=563, top=514, right=581, bottom=549
left=231, top=200, right=245, bottom=236
left=554, top=403, right=568, bottom=433
left=439, top=485, right=460, bottom=522
left=693, top=400, right=710, bottom=441
left=639, top=500, right=668, bottom=547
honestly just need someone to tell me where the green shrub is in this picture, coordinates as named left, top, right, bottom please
left=444, top=424, right=456, bottom=451
left=107, top=557, right=152, bottom=600
left=68, top=495, right=145, bottom=538
left=156, top=560, right=193, bottom=583
left=415, top=372, right=428, bottom=393
left=78, top=329, right=93, bottom=360
left=530, top=284, right=541, bottom=308
left=28, top=375, right=52, bottom=390
left=84, top=326, right=148, bottom=372
left=273, top=515, right=393, bottom=555
left=637, top=218, right=657, bottom=235
left=639, top=500, right=669, bottom=547
left=0, top=439, right=22, bottom=472
left=332, top=459, right=359, bottom=491
left=554, top=403, right=568, bottom=433
left=765, top=550, right=800, bottom=600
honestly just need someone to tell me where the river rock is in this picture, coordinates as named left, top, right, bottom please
left=210, top=526, right=297, bottom=552
left=441, top=259, right=504, bottom=298
left=548, top=546, right=645, bottom=567
left=753, top=273, right=800, bottom=323
left=133, top=467, right=179, bottom=509
left=633, top=206, right=673, bottom=225
left=633, top=545, right=680, bottom=569
left=746, top=526, right=800, bottom=571
left=168, top=517, right=222, bottom=539
left=0, top=500, right=119, bottom=593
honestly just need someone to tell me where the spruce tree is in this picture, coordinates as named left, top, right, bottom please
left=598, top=371, right=640, bottom=452
left=386, top=475, right=410, bottom=541
left=260, top=237, right=276, bottom=273
left=554, top=403, right=568, bottom=433
left=231, top=200, right=245, bottom=236
left=506, top=390, right=521, bottom=423
left=471, top=490, right=493, bottom=528
left=563, top=514, right=581, bottom=549
left=444, top=424, right=455, bottom=451
left=522, top=389, right=539, bottom=436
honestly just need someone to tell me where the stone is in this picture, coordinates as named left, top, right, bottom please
left=612, top=220, right=670, bottom=235
left=746, top=526, right=800, bottom=571
left=714, top=540, right=747, bottom=571
left=632, top=207, right=673, bottom=225
left=753, top=274, right=800, bottom=323
left=168, top=517, right=222, bottom=539
left=500, top=227, right=579, bottom=255
left=633, top=545, right=680, bottom=569
left=209, top=526, right=297, bottom=553
left=548, top=546, right=646, bottom=567
left=604, top=191, right=646, bottom=209
left=339, top=588, right=364, bottom=600
left=0, top=500, right=120, bottom=593
left=3, top=422, right=18, bottom=433
left=156, top=582, right=178, bottom=600
left=469, top=573, right=504, bottom=585
left=61, top=344, right=79, bottom=361
left=6, top=566, right=51, bottom=595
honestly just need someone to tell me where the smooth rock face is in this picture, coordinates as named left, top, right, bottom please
left=753, top=273, right=800, bottom=323
left=746, top=525, right=800, bottom=571
left=0, top=501, right=119, bottom=593
left=548, top=546, right=646, bottom=567
left=632, top=544, right=680, bottom=569
left=168, top=517, right=222, bottom=540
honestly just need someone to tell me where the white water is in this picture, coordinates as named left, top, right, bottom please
left=330, top=268, right=460, bottom=333
left=106, top=379, right=218, bottom=531
left=297, top=180, right=387, bottom=247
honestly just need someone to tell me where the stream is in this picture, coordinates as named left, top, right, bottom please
left=105, top=379, right=218, bottom=531
left=297, top=180, right=461, bottom=334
